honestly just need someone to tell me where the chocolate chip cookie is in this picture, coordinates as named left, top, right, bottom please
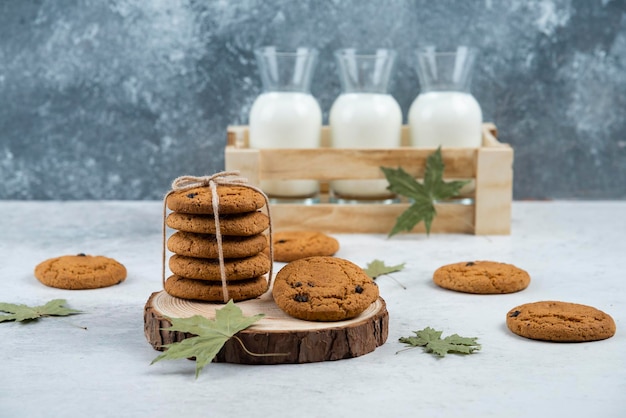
left=34, top=254, right=127, bottom=290
left=433, top=260, right=530, bottom=294
left=169, top=253, right=271, bottom=281
left=166, top=185, right=265, bottom=215
left=167, top=231, right=268, bottom=259
left=269, top=231, right=339, bottom=262
left=506, top=301, right=616, bottom=342
left=164, top=275, right=269, bottom=302
left=272, top=256, right=379, bottom=321
left=166, top=211, right=269, bottom=236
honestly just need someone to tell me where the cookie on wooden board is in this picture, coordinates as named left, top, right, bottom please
left=164, top=275, right=268, bottom=302
left=167, top=231, right=268, bottom=259
left=506, top=301, right=616, bottom=342
left=166, top=211, right=269, bottom=236
left=169, top=253, right=271, bottom=281
left=268, top=231, right=339, bottom=262
left=433, top=260, right=530, bottom=294
left=166, top=185, right=265, bottom=215
left=34, top=254, right=127, bottom=290
left=272, top=256, right=379, bottom=322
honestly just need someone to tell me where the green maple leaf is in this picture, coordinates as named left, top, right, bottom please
left=0, top=299, right=81, bottom=323
left=381, top=147, right=469, bottom=236
left=364, top=259, right=407, bottom=289
left=363, top=259, right=405, bottom=279
left=398, top=327, right=481, bottom=357
left=151, top=300, right=264, bottom=378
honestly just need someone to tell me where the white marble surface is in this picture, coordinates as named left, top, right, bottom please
left=0, top=201, right=624, bottom=418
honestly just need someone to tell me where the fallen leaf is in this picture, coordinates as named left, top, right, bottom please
left=398, top=327, right=481, bottom=357
left=0, top=299, right=81, bottom=323
left=363, top=259, right=406, bottom=279
left=151, top=300, right=264, bottom=378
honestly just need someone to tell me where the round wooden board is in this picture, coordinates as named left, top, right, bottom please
left=144, top=290, right=389, bottom=365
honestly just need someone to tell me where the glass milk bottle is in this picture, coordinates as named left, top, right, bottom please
left=329, top=48, right=402, bottom=203
left=249, top=46, right=322, bottom=203
left=408, top=46, right=483, bottom=148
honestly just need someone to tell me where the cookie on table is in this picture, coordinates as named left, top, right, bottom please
left=166, top=211, right=269, bottom=236
left=506, top=301, right=616, bottom=342
left=433, top=260, right=530, bottom=294
left=166, top=185, right=265, bottom=215
left=268, top=231, right=339, bottom=262
left=164, top=275, right=268, bottom=302
left=169, top=253, right=271, bottom=281
left=272, top=256, right=379, bottom=322
left=167, top=231, right=268, bottom=259
left=34, top=253, right=127, bottom=290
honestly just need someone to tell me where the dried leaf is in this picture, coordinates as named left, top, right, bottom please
left=364, top=259, right=407, bottom=289
left=364, top=260, right=405, bottom=279
left=398, top=327, right=481, bottom=357
left=381, top=147, right=469, bottom=236
left=0, top=299, right=81, bottom=323
left=151, top=300, right=264, bottom=378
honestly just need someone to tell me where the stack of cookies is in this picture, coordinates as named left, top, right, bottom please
left=164, top=184, right=271, bottom=302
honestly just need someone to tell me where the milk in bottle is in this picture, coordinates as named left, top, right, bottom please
left=409, top=46, right=483, bottom=148
left=329, top=49, right=401, bottom=203
left=249, top=47, right=322, bottom=202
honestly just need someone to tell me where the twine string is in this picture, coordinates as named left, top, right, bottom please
left=162, top=171, right=274, bottom=303
left=209, top=178, right=229, bottom=303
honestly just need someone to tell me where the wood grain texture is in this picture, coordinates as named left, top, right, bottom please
left=224, top=147, right=260, bottom=186
left=474, top=145, right=514, bottom=235
left=256, top=148, right=476, bottom=180
left=225, top=123, right=512, bottom=235
left=144, top=290, right=389, bottom=364
left=226, top=146, right=476, bottom=180
left=270, top=202, right=475, bottom=234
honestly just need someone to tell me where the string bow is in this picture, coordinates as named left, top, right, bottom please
left=162, top=171, right=274, bottom=303
left=170, top=172, right=249, bottom=191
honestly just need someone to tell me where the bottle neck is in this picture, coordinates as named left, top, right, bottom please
left=255, top=47, right=318, bottom=94
left=335, top=49, right=396, bottom=95
left=415, top=46, right=476, bottom=94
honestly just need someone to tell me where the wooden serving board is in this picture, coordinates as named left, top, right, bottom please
left=144, top=290, right=389, bottom=365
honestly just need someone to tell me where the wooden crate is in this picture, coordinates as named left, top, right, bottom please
left=225, top=123, right=513, bottom=235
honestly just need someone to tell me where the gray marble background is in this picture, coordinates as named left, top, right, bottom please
left=1, top=0, right=625, bottom=200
